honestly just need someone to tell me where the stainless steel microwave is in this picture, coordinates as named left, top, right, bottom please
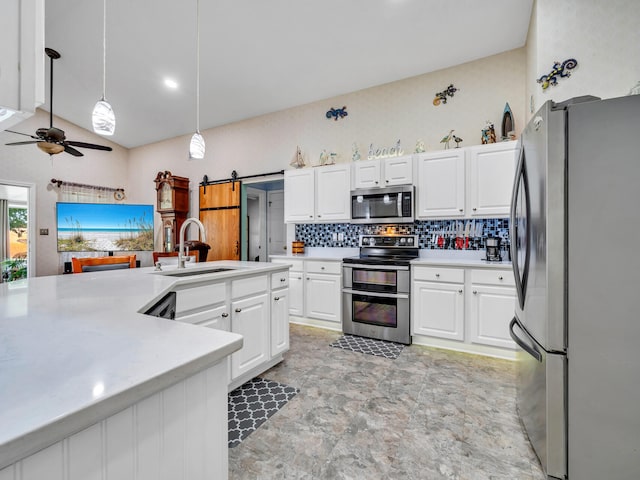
left=350, top=185, right=414, bottom=224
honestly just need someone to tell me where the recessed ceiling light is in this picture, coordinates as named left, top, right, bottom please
left=164, top=78, right=179, bottom=89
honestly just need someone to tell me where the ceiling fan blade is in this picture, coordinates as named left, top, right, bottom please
left=5, top=140, right=41, bottom=146
left=63, top=145, right=84, bottom=157
left=5, top=129, right=40, bottom=140
left=66, top=140, right=113, bottom=151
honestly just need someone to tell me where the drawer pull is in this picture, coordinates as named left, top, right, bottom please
left=280, top=277, right=286, bottom=282
left=435, top=273, right=440, bottom=278
left=321, top=266, right=325, bottom=270
left=498, top=276, right=504, bottom=280
left=473, top=290, right=477, bottom=294
left=221, top=313, right=229, bottom=318
left=458, top=289, right=463, bottom=294
left=235, top=308, right=242, bottom=313
left=274, top=296, right=280, bottom=301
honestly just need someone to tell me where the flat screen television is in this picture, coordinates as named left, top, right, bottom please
left=56, top=202, right=154, bottom=252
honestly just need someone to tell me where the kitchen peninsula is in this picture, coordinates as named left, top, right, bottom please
left=0, top=261, right=290, bottom=480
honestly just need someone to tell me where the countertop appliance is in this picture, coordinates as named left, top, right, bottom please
left=350, top=185, right=414, bottom=224
left=509, top=95, right=640, bottom=480
left=342, top=234, right=418, bottom=344
left=485, top=236, right=502, bottom=261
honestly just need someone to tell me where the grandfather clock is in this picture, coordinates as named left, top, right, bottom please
left=154, top=171, right=190, bottom=252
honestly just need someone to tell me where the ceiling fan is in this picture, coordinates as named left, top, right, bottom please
left=4, top=48, right=113, bottom=157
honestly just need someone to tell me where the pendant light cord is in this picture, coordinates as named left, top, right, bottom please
left=196, top=0, right=200, bottom=133
left=102, top=0, right=107, bottom=101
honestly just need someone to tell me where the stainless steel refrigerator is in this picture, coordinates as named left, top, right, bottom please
left=509, top=94, right=640, bottom=480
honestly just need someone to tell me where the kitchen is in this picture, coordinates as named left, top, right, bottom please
left=2, top=1, right=640, bottom=479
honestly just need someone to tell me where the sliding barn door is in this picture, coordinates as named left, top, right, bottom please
left=199, top=182, right=241, bottom=261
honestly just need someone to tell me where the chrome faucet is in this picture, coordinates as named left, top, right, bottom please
left=178, top=218, right=207, bottom=269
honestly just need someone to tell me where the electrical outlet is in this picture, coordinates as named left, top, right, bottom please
left=332, top=232, right=338, bottom=241
left=39, top=228, right=49, bottom=235
left=338, top=232, right=344, bottom=242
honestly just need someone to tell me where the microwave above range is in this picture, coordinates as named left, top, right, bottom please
left=350, top=185, right=414, bottom=224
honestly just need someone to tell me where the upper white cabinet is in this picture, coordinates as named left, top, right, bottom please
left=352, top=155, right=413, bottom=189
left=416, top=141, right=517, bottom=219
left=0, top=0, right=45, bottom=131
left=284, top=169, right=315, bottom=222
left=415, top=149, right=465, bottom=218
left=285, top=164, right=351, bottom=223
left=467, top=142, right=518, bottom=217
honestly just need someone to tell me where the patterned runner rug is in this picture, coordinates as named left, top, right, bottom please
left=330, top=334, right=405, bottom=359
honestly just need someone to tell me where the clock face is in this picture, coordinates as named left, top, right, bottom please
left=160, top=183, right=173, bottom=209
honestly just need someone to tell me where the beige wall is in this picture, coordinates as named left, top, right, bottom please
left=128, top=48, right=527, bottom=233
left=527, top=0, right=640, bottom=120
left=0, top=109, right=129, bottom=276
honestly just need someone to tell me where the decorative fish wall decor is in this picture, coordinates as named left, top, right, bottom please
left=537, top=59, right=578, bottom=90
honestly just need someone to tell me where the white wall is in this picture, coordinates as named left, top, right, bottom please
left=128, top=48, right=527, bottom=238
left=527, top=0, right=640, bottom=120
left=0, top=109, right=129, bottom=276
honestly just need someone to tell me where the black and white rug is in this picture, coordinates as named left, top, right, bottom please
left=330, top=334, right=405, bottom=359
left=228, top=377, right=299, bottom=448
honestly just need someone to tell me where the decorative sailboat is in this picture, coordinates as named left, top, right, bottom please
left=501, top=102, right=514, bottom=140
left=290, top=146, right=306, bottom=168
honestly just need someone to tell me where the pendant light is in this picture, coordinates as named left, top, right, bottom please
left=92, top=0, right=116, bottom=136
left=189, top=0, right=205, bottom=159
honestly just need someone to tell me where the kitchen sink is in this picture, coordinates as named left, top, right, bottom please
left=159, top=267, right=237, bottom=277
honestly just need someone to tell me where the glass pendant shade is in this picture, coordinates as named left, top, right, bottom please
left=92, top=99, right=116, bottom=136
left=189, top=132, right=205, bottom=159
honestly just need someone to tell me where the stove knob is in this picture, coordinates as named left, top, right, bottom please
left=369, top=237, right=376, bottom=245
left=399, top=238, right=406, bottom=244
left=407, top=238, right=414, bottom=245
left=362, top=237, right=369, bottom=245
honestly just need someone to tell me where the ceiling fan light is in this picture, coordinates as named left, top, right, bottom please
left=92, top=99, right=116, bottom=136
left=37, top=142, right=65, bottom=155
left=189, top=132, right=205, bottom=159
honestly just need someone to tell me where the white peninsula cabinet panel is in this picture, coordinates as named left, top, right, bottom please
left=284, top=169, right=315, bottom=222
left=412, top=266, right=464, bottom=340
left=467, top=142, right=518, bottom=217
left=270, top=271, right=290, bottom=356
left=415, top=149, right=465, bottom=218
left=315, top=164, right=351, bottom=221
left=231, top=293, right=270, bottom=379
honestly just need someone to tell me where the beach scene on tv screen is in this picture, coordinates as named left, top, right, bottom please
left=57, top=203, right=154, bottom=252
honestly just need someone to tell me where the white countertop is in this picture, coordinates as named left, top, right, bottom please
left=0, top=260, right=288, bottom=469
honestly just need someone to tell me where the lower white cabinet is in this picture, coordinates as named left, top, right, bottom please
left=304, top=272, right=341, bottom=323
left=413, top=280, right=464, bottom=340
left=412, top=266, right=516, bottom=355
left=288, top=272, right=304, bottom=316
left=271, top=288, right=290, bottom=356
left=231, top=293, right=270, bottom=379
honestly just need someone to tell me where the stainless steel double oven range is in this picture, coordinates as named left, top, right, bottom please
left=342, top=235, right=418, bottom=345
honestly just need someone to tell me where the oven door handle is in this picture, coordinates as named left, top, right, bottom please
left=342, top=288, right=409, bottom=300
left=343, top=264, right=410, bottom=271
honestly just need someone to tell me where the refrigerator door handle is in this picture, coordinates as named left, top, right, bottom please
left=510, top=141, right=531, bottom=310
left=509, top=317, right=542, bottom=362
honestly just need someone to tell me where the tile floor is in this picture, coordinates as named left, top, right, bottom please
left=229, top=324, right=546, bottom=480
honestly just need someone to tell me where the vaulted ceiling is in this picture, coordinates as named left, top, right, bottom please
left=44, top=0, right=533, bottom=148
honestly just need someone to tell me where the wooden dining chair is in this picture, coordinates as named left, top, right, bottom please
left=71, top=255, right=137, bottom=273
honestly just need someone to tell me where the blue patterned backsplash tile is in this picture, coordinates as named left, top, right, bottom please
left=295, top=218, right=510, bottom=250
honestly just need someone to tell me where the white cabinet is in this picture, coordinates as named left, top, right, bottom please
left=305, top=273, right=341, bottom=323
left=315, top=164, right=351, bottom=221
left=284, top=169, right=315, bottom=222
left=0, top=0, right=45, bottom=131
left=468, top=269, right=516, bottom=349
left=284, top=164, right=350, bottom=223
left=352, top=156, right=413, bottom=189
left=467, top=142, right=518, bottom=217
left=412, top=266, right=464, bottom=340
left=271, top=288, right=290, bottom=356
left=415, top=142, right=518, bottom=219
left=231, top=293, right=270, bottom=379
left=288, top=269, right=304, bottom=316
left=415, top=149, right=465, bottom=218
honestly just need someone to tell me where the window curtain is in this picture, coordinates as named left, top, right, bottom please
left=0, top=199, right=8, bottom=261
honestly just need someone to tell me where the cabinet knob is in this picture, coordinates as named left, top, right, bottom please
left=458, top=289, right=463, bottom=294
left=306, top=277, right=310, bottom=280
left=385, top=179, right=389, bottom=183
left=473, top=207, right=477, bottom=211
left=274, top=296, right=280, bottom=301
left=321, top=266, right=325, bottom=270
left=435, top=273, right=440, bottom=278
left=221, top=313, right=229, bottom=318
left=375, top=181, right=379, bottom=184
left=473, top=290, right=477, bottom=295
left=235, top=308, right=242, bottom=313
left=498, top=276, right=504, bottom=280
left=459, top=208, right=463, bottom=212
left=317, top=214, right=322, bottom=218
left=309, top=215, right=313, bottom=218
left=280, top=277, right=286, bottom=282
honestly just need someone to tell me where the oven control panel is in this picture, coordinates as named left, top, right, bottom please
left=359, top=235, right=418, bottom=247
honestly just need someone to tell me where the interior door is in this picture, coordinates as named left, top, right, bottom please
left=199, top=182, right=241, bottom=261
left=267, top=190, right=285, bottom=257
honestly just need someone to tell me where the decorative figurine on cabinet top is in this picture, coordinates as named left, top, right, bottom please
left=481, top=121, right=497, bottom=144
left=537, top=58, right=578, bottom=90
left=414, top=139, right=426, bottom=153
left=501, top=102, right=514, bottom=141
left=433, top=84, right=458, bottom=106
left=453, top=135, right=463, bottom=148
left=352, top=143, right=361, bottom=161
left=326, top=106, right=348, bottom=121
left=290, top=145, right=306, bottom=168
left=440, top=130, right=455, bottom=149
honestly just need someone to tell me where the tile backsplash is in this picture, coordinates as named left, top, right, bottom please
left=295, top=219, right=510, bottom=250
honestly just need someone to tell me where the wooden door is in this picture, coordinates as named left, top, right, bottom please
left=199, top=182, right=241, bottom=261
